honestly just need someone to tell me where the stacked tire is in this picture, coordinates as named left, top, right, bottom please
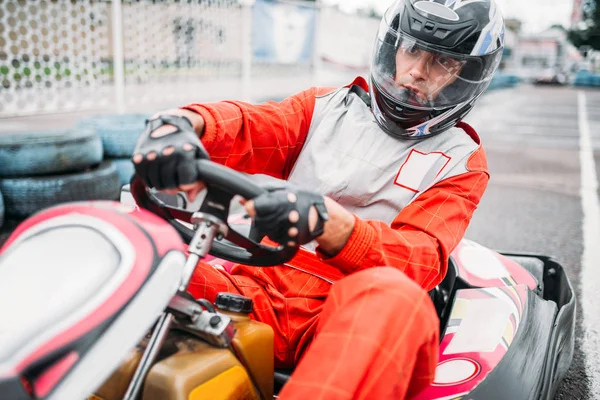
left=486, top=73, right=521, bottom=91
left=0, top=128, right=121, bottom=224
left=77, top=114, right=149, bottom=187
left=574, top=70, right=600, bottom=87
left=0, top=188, right=4, bottom=230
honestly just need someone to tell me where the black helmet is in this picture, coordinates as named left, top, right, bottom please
left=370, top=0, right=505, bottom=139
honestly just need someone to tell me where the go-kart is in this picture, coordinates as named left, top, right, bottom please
left=0, top=159, right=575, bottom=400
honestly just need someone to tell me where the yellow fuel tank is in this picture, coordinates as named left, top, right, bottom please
left=91, top=293, right=274, bottom=400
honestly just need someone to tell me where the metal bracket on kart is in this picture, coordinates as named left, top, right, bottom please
left=167, top=291, right=235, bottom=348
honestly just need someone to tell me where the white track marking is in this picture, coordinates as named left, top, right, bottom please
left=578, top=90, right=600, bottom=396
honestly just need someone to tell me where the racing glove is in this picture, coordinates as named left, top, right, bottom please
left=132, top=114, right=209, bottom=190
left=250, top=177, right=329, bottom=247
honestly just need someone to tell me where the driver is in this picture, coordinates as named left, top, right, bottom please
left=132, top=0, right=504, bottom=398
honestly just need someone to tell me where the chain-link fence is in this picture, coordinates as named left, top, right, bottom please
left=118, top=0, right=247, bottom=108
left=0, top=0, right=377, bottom=117
left=0, top=0, right=112, bottom=115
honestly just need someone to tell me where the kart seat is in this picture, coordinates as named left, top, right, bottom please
left=0, top=201, right=186, bottom=400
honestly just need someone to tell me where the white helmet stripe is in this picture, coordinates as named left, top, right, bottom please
left=471, top=0, right=499, bottom=55
left=452, top=0, right=487, bottom=10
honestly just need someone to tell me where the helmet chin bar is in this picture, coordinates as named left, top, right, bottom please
left=370, top=78, right=450, bottom=140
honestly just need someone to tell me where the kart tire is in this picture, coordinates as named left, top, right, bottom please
left=0, top=161, right=121, bottom=218
left=112, top=158, right=136, bottom=187
left=78, top=114, right=148, bottom=158
left=0, top=189, right=4, bottom=229
left=0, top=128, right=103, bottom=178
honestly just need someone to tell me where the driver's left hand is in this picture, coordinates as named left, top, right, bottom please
left=241, top=180, right=329, bottom=247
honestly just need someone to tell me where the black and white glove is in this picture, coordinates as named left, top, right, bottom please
left=132, top=115, right=209, bottom=190
left=250, top=176, right=329, bottom=247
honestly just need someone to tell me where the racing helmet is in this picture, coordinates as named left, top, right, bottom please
left=370, top=0, right=505, bottom=139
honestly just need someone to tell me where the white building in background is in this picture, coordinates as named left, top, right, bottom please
left=498, top=27, right=519, bottom=72
left=513, top=27, right=583, bottom=82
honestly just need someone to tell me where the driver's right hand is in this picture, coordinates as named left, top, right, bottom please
left=132, top=114, right=209, bottom=200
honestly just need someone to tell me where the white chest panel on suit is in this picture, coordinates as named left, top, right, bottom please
left=287, top=86, right=480, bottom=225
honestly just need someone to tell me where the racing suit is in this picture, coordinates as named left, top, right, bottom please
left=184, top=77, right=489, bottom=399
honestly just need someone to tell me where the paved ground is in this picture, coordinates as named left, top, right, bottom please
left=465, top=85, right=600, bottom=399
left=1, top=82, right=599, bottom=398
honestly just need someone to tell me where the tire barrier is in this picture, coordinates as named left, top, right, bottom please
left=0, top=162, right=121, bottom=218
left=0, top=189, right=4, bottom=229
left=112, top=158, right=136, bottom=187
left=77, top=114, right=149, bottom=191
left=0, top=129, right=103, bottom=178
left=486, top=73, right=521, bottom=92
left=573, top=70, right=600, bottom=87
left=77, top=114, right=149, bottom=158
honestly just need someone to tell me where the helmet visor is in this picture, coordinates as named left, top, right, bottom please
left=372, top=18, right=501, bottom=110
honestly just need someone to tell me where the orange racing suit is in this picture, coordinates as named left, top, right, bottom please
left=183, top=77, right=489, bottom=399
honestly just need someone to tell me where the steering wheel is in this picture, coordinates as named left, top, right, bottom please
left=130, top=159, right=299, bottom=266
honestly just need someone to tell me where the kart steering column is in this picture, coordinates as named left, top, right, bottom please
left=181, top=212, right=228, bottom=289
left=124, top=212, right=227, bottom=400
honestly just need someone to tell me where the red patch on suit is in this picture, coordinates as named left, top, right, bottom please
left=394, top=149, right=451, bottom=193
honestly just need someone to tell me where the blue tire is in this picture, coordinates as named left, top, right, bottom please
left=488, top=74, right=506, bottom=91
left=112, top=158, right=136, bottom=187
left=575, top=71, right=591, bottom=86
left=78, top=114, right=149, bottom=158
left=0, top=161, right=121, bottom=218
left=0, top=128, right=103, bottom=178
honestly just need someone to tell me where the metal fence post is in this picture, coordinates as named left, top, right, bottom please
left=311, top=0, right=322, bottom=75
left=240, top=0, right=255, bottom=102
left=111, top=0, right=126, bottom=114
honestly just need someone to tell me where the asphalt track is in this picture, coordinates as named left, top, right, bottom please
left=464, top=84, right=600, bottom=399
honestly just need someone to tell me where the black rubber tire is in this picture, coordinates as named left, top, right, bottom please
left=0, top=219, right=19, bottom=249
left=0, top=189, right=4, bottom=229
left=0, top=128, right=103, bottom=178
left=0, top=161, right=121, bottom=218
left=112, top=158, right=136, bottom=187
left=77, top=114, right=148, bottom=158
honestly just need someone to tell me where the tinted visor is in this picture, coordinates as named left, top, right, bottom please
left=372, top=21, right=501, bottom=110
